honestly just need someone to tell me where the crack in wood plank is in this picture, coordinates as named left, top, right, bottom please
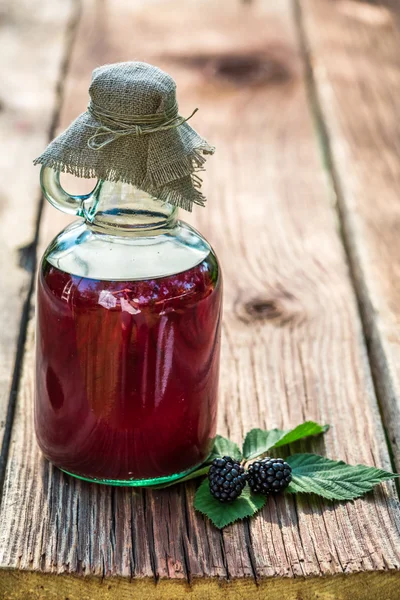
left=296, top=0, right=400, bottom=479
left=0, top=0, right=81, bottom=493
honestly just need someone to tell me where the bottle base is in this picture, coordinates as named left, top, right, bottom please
left=60, top=464, right=202, bottom=487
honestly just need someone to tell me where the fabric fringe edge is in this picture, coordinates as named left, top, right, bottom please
left=33, top=144, right=214, bottom=212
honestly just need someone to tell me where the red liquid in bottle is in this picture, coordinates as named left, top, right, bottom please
left=35, top=254, right=221, bottom=483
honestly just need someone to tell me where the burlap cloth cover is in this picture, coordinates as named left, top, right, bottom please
left=34, top=62, right=214, bottom=211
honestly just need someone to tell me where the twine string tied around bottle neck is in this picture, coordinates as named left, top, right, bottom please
left=87, top=100, right=199, bottom=150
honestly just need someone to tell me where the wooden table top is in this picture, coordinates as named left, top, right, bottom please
left=1, top=0, right=400, bottom=598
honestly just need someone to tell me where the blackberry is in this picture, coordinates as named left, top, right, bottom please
left=248, top=458, right=292, bottom=495
left=208, top=456, right=248, bottom=502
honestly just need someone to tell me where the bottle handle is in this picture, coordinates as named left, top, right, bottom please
left=40, top=166, right=101, bottom=218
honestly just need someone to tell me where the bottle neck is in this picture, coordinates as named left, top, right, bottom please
left=40, top=167, right=178, bottom=237
left=87, top=180, right=178, bottom=235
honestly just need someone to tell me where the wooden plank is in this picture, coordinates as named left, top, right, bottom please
left=299, top=0, right=400, bottom=470
left=1, top=0, right=400, bottom=597
left=0, top=1, right=77, bottom=479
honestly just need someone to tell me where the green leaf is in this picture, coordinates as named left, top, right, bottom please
left=194, top=479, right=266, bottom=529
left=174, top=466, right=210, bottom=482
left=243, top=428, right=285, bottom=460
left=273, top=422, right=329, bottom=448
left=151, top=435, right=242, bottom=489
left=243, top=421, right=329, bottom=460
left=207, top=435, right=242, bottom=463
left=151, top=466, right=210, bottom=489
left=286, top=453, right=399, bottom=501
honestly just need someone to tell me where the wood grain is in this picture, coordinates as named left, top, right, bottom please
left=0, top=0, right=400, bottom=597
left=1, top=570, right=400, bottom=600
left=299, top=0, right=400, bottom=471
left=0, top=0, right=77, bottom=480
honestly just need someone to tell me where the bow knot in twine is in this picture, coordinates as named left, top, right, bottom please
left=87, top=100, right=199, bottom=150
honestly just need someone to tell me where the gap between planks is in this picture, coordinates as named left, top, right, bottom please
left=298, top=0, right=400, bottom=476
left=0, top=0, right=81, bottom=494
left=293, top=0, right=400, bottom=481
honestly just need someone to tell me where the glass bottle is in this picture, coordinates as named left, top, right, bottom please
left=35, top=166, right=222, bottom=486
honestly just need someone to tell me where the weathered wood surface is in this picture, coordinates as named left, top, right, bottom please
left=300, top=0, right=400, bottom=471
left=0, top=0, right=77, bottom=479
left=1, top=0, right=400, bottom=598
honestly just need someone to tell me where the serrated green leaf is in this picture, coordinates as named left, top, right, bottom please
left=194, top=479, right=266, bottom=529
left=286, top=453, right=399, bottom=501
left=243, top=421, right=329, bottom=460
left=206, top=435, right=242, bottom=463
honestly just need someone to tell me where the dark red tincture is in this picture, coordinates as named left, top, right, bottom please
left=35, top=254, right=221, bottom=482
